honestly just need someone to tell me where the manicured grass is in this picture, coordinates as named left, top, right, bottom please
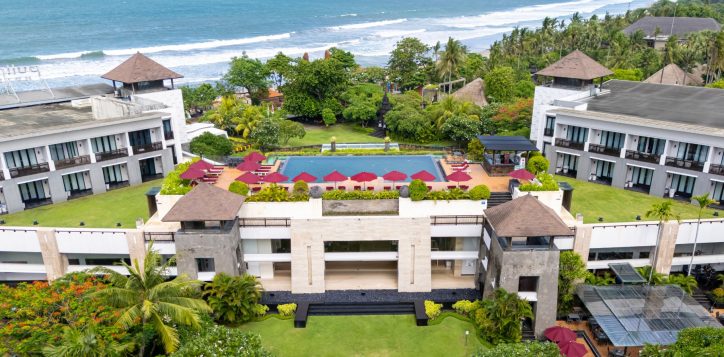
left=238, top=314, right=484, bottom=357
left=556, top=176, right=721, bottom=223
left=1, top=180, right=161, bottom=228
left=286, top=123, right=383, bottom=146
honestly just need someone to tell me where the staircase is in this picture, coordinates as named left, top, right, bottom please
left=369, top=128, right=387, bottom=139
left=692, top=289, right=712, bottom=310
left=521, top=327, right=536, bottom=341
left=308, top=302, right=415, bottom=316
left=488, top=192, right=512, bottom=207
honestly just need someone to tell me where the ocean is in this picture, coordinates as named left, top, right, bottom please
left=1, top=0, right=650, bottom=88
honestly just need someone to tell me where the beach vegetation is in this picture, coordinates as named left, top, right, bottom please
left=436, top=37, right=467, bottom=93
left=189, top=132, right=234, bottom=157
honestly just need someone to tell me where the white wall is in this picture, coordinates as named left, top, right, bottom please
left=399, top=198, right=487, bottom=217
left=0, top=228, right=40, bottom=252
left=512, top=188, right=563, bottom=213
left=589, top=222, right=660, bottom=249
left=239, top=200, right=323, bottom=219
left=55, top=229, right=128, bottom=254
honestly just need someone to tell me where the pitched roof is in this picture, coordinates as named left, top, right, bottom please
left=484, top=195, right=572, bottom=237
left=623, top=16, right=721, bottom=38
left=643, top=63, right=702, bottom=86
left=162, top=183, right=244, bottom=222
left=451, top=78, right=488, bottom=107
left=102, top=53, right=183, bottom=84
left=536, top=50, right=613, bottom=80
left=477, top=135, right=538, bottom=152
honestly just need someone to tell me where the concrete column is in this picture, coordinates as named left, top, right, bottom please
left=37, top=228, right=67, bottom=281
left=89, top=166, right=107, bottom=194
left=125, top=132, right=134, bottom=156
left=47, top=175, right=68, bottom=204
left=703, top=147, right=714, bottom=173
left=572, top=223, right=592, bottom=264
left=44, top=146, right=56, bottom=171
left=652, top=221, right=679, bottom=275
left=258, top=239, right=274, bottom=279
left=290, top=235, right=325, bottom=293
left=126, top=158, right=142, bottom=185
left=397, top=232, right=431, bottom=293
left=126, top=229, right=146, bottom=271
left=0, top=152, right=10, bottom=180
left=86, top=139, right=96, bottom=163
left=659, top=140, right=670, bottom=166
left=453, top=237, right=464, bottom=277
left=620, top=134, right=629, bottom=158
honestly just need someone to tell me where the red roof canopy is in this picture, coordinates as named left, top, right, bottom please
left=509, top=168, right=535, bottom=181
left=180, top=167, right=206, bottom=180
left=382, top=170, right=407, bottom=182
left=263, top=172, right=289, bottom=183
left=544, top=326, right=577, bottom=343
left=236, top=161, right=261, bottom=172
left=447, top=170, right=472, bottom=183
left=293, top=172, right=317, bottom=183
left=189, top=159, right=214, bottom=171
left=411, top=170, right=436, bottom=182
left=557, top=340, right=587, bottom=357
left=244, top=151, right=266, bottom=162
left=235, top=172, right=261, bottom=184
left=351, top=172, right=378, bottom=182
left=323, top=170, right=347, bottom=182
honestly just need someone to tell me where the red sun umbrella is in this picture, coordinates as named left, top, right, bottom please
left=446, top=170, right=472, bottom=186
left=180, top=167, right=205, bottom=180
left=557, top=340, right=587, bottom=357
left=293, top=172, right=317, bottom=183
left=235, top=172, right=261, bottom=184
left=383, top=170, right=407, bottom=187
left=262, top=172, right=289, bottom=183
left=244, top=151, right=266, bottom=162
left=189, top=159, right=214, bottom=171
left=323, top=170, right=348, bottom=188
left=351, top=172, right=378, bottom=189
left=544, top=326, right=577, bottom=343
left=411, top=170, right=436, bottom=182
left=236, top=161, right=261, bottom=172
left=510, top=168, right=536, bottom=181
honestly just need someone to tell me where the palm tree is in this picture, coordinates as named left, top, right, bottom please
left=91, top=247, right=211, bottom=356
left=436, top=37, right=467, bottom=94
left=42, top=326, right=134, bottom=357
left=667, top=274, right=698, bottom=295
left=636, top=266, right=667, bottom=285
left=645, top=200, right=681, bottom=284
left=688, top=194, right=717, bottom=276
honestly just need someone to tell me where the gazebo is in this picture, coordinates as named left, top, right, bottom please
left=476, top=136, right=538, bottom=176
left=102, top=52, right=183, bottom=96
left=535, top=50, right=613, bottom=89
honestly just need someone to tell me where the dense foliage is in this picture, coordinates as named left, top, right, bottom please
left=424, top=300, right=443, bottom=319
left=408, top=179, right=428, bottom=201
left=173, top=318, right=271, bottom=357
left=322, top=189, right=400, bottom=200
left=189, top=132, right=234, bottom=157
left=277, top=303, right=297, bottom=317
left=160, top=159, right=195, bottom=195
left=203, top=273, right=265, bottom=324
left=229, top=181, right=250, bottom=196
left=245, top=183, right=309, bottom=202
left=473, top=341, right=561, bottom=357
left=526, top=155, right=550, bottom=175
left=225, top=55, right=270, bottom=104
left=558, top=251, right=589, bottom=315
left=519, top=173, right=560, bottom=191
left=468, top=185, right=492, bottom=200
left=472, top=288, right=534, bottom=344
left=640, top=327, right=724, bottom=356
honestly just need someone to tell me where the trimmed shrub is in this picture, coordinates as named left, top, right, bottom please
left=409, top=179, right=428, bottom=201
left=173, top=323, right=271, bottom=356
left=519, top=173, right=559, bottom=191
left=189, top=132, right=234, bottom=156
left=228, top=181, right=249, bottom=196
left=322, top=190, right=399, bottom=200
left=526, top=155, right=549, bottom=175
left=245, top=184, right=309, bottom=202
left=468, top=185, right=491, bottom=200
left=309, top=186, right=324, bottom=199
left=424, top=300, right=442, bottom=319
left=253, top=304, right=269, bottom=317
left=452, top=300, right=478, bottom=316
left=425, top=188, right=468, bottom=201
left=293, top=180, right=309, bottom=195
left=277, top=303, right=297, bottom=317
left=399, top=185, right=410, bottom=198
left=322, top=108, right=336, bottom=126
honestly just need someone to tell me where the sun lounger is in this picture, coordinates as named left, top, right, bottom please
left=326, top=186, right=334, bottom=191
left=338, top=186, right=346, bottom=191
left=367, top=187, right=374, bottom=191
left=383, top=186, right=391, bottom=191
left=354, top=185, right=362, bottom=190
left=447, top=185, right=456, bottom=190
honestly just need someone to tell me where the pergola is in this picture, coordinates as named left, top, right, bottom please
left=476, top=136, right=538, bottom=176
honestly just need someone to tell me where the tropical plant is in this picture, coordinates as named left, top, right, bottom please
left=159, top=159, right=195, bottom=195
left=90, top=247, right=211, bottom=355
left=468, top=185, right=491, bottom=200
left=526, top=156, right=549, bottom=175
left=484, top=66, right=516, bottom=103
left=667, top=274, right=698, bottom=295
left=293, top=180, right=309, bottom=195
left=322, top=108, right=337, bottom=127
left=173, top=319, right=272, bottom=357
left=558, top=251, right=589, bottom=315
left=467, top=139, right=485, bottom=161
left=424, top=300, right=442, bottom=319
left=645, top=200, right=681, bottom=284
left=181, top=83, right=218, bottom=115
left=277, top=303, right=298, bottom=317
left=473, top=288, right=534, bottom=344
left=636, top=266, right=667, bottom=285
left=245, top=184, right=308, bottom=202
left=640, top=326, right=724, bottom=356
left=250, top=115, right=282, bottom=150
left=189, top=132, right=233, bottom=157
left=586, top=271, right=615, bottom=286
left=473, top=341, right=561, bottom=357
left=408, top=179, right=428, bottom=201
left=519, top=173, right=559, bottom=191
left=228, top=181, right=249, bottom=196
left=202, top=273, right=264, bottom=324
left=436, top=37, right=467, bottom=93
left=452, top=300, right=479, bottom=316
left=42, top=326, right=134, bottom=357
left=688, top=194, right=717, bottom=276
left=281, top=53, right=349, bottom=119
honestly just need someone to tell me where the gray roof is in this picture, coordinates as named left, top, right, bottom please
left=102, top=53, right=183, bottom=84
left=477, top=136, right=538, bottom=152
left=535, top=50, right=613, bottom=80
left=162, top=183, right=244, bottom=222
left=623, top=16, right=721, bottom=38
left=0, top=83, right=114, bottom=110
left=587, top=80, right=724, bottom=130
left=484, top=195, right=573, bottom=237
left=643, top=63, right=702, bottom=86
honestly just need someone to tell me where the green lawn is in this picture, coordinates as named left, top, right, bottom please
left=0, top=180, right=161, bottom=228
left=556, top=176, right=721, bottom=223
left=238, top=315, right=484, bottom=357
left=286, top=123, right=383, bottom=146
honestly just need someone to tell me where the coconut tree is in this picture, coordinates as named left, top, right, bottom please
left=42, top=326, right=134, bottom=357
left=645, top=200, right=681, bottom=284
left=436, top=37, right=467, bottom=94
left=90, top=247, right=211, bottom=356
left=636, top=265, right=667, bottom=285
left=688, top=193, right=717, bottom=277
left=667, top=274, right=698, bottom=295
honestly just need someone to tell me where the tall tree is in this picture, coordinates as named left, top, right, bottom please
left=436, top=37, right=468, bottom=93
left=558, top=251, right=589, bottom=315
left=224, top=55, right=270, bottom=104
left=688, top=194, right=717, bottom=276
left=281, top=55, right=350, bottom=118
left=266, top=52, right=293, bottom=87
left=387, top=37, right=432, bottom=90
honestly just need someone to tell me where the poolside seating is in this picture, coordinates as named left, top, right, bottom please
left=395, top=185, right=402, bottom=190
left=427, top=186, right=432, bottom=191
left=326, top=186, right=334, bottom=191
left=252, top=186, right=262, bottom=192
left=460, top=185, right=469, bottom=190
left=354, top=185, right=362, bottom=190
left=447, top=185, right=456, bottom=190
left=383, top=186, right=391, bottom=191
left=367, top=187, right=374, bottom=191
left=338, top=186, right=346, bottom=191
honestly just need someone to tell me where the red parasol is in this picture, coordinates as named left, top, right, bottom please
left=262, top=172, right=289, bottom=183
left=323, top=170, right=348, bottom=188
left=236, top=161, right=261, bottom=172
left=557, top=340, right=587, bottom=357
left=509, top=168, right=536, bottom=181
left=411, top=170, right=436, bottom=182
left=189, top=159, right=214, bottom=171
left=544, top=326, right=577, bottom=343
left=383, top=170, right=407, bottom=187
left=180, top=167, right=206, bottom=180
left=244, top=151, right=266, bottom=162
left=446, top=170, right=472, bottom=186
left=351, top=172, right=377, bottom=189
left=235, top=172, right=261, bottom=184
left=293, top=172, right=317, bottom=183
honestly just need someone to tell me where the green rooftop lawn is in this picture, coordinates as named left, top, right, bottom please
left=284, top=123, right=455, bottom=147
left=239, top=314, right=483, bottom=357
left=556, top=175, right=721, bottom=224
left=0, top=180, right=161, bottom=228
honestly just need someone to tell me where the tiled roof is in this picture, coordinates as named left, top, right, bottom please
left=623, top=16, right=721, bottom=38
left=102, top=53, right=183, bottom=84
left=484, top=195, right=572, bottom=237
left=536, top=50, right=613, bottom=80
left=162, top=183, right=244, bottom=222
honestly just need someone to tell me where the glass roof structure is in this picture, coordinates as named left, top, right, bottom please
left=608, top=263, right=646, bottom=284
left=577, top=285, right=721, bottom=346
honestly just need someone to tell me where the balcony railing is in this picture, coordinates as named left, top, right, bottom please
left=54, top=155, right=91, bottom=170
left=239, top=218, right=291, bottom=227
left=164, top=131, right=174, bottom=140
left=544, top=128, right=554, bottom=137
left=144, top=232, right=176, bottom=242
left=141, top=173, right=164, bottom=182
left=555, top=138, right=585, bottom=150
left=9, top=163, right=50, bottom=178
left=625, top=150, right=660, bottom=164
left=709, top=163, right=724, bottom=176
left=430, top=215, right=484, bottom=225
left=107, top=180, right=130, bottom=190
left=95, top=148, right=128, bottom=162
left=665, top=157, right=705, bottom=172
left=588, top=143, right=621, bottom=157
left=132, top=142, right=163, bottom=154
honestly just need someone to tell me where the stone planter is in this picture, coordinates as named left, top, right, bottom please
left=322, top=199, right=399, bottom=215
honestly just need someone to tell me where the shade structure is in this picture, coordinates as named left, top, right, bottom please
left=236, top=161, right=261, bottom=172
left=292, top=172, right=317, bottom=183
left=383, top=170, right=407, bottom=187
left=544, top=326, right=577, bottom=343
left=262, top=172, right=289, bottom=183
left=244, top=151, right=266, bottom=162
left=446, top=170, right=472, bottom=185
left=235, top=172, right=261, bottom=184
left=557, top=340, right=587, bottom=357
left=324, top=170, right=347, bottom=189
left=189, top=159, right=214, bottom=171
left=411, top=170, right=436, bottom=182
left=180, top=167, right=206, bottom=180
left=509, top=168, right=535, bottom=181
left=351, top=172, right=377, bottom=182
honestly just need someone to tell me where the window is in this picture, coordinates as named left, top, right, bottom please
left=196, top=258, right=215, bottom=272
left=596, top=251, right=634, bottom=261
left=162, top=119, right=173, bottom=138
left=559, top=153, right=579, bottom=171
left=670, top=174, right=696, bottom=197
left=637, top=136, right=665, bottom=155
left=128, top=130, right=152, bottom=147
left=594, top=160, right=614, bottom=179
left=4, top=149, right=38, bottom=169
left=139, top=158, right=157, bottom=177
left=19, top=180, right=48, bottom=202
left=85, top=258, right=131, bottom=265
left=630, top=166, right=653, bottom=186
left=638, top=251, right=650, bottom=259
left=566, top=126, right=588, bottom=144
left=599, top=131, right=625, bottom=149
left=91, top=136, right=117, bottom=153
left=676, top=143, right=709, bottom=163
left=102, top=164, right=125, bottom=184
left=63, top=172, right=88, bottom=192
left=49, top=142, right=79, bottom=161
left=518, top=276, right=539, bottom=292
left=544, top=116, right=555, bottom=136
left=712, top=181, right=724, bottom=204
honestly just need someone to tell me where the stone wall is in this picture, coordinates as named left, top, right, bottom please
left=174, top=221, right=244, bottom=279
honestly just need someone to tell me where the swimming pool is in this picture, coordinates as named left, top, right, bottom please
left=279, top=155, right=445, bottom=182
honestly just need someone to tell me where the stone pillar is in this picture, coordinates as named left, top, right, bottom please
left=125, top=132, right=134, bottom=156
left=397, top=227, right=431, bottom=293
left=126, top=229, right=146, bottom=271
left=572, top=223, right=592, bottom=264
left=87, top=139, right=97, bottom=163
left=37, top=228, right=67, bottom=281
left=290, top=233, right=325, bottom=293
left=652, top=221, right=679, bottom=275
left=453, top=237, right=464, bottom=277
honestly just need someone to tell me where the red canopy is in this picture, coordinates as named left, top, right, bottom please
left=323, top=170, right=347, bottom=182
left=411, top=170, right=436, bottom=182
left=293, top=172, right=317, bottom=183
left=236, top=161, right=261, bottom=172
left=557, top=340, right=587, bottom=357
left=510, top=168, right=536, bottom=181
left=244, top=151, right=266, bottom=162
left=383, top=170, right=407, bottom=182
left=189, top=159, right=214, bottom=171
left=235, top=172, right=261, bottom=184
left=262, top=172, right=289, bottom=183
left=446, top=170, right=472, bottom=183
left=180, top=168, right=206, bottom=180
left=544, top=326, right=577, bottom=343
left=351, top=172, right=377, bottom=182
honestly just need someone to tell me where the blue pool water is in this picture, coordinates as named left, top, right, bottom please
left=279, top=156, right=445, bottom=183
